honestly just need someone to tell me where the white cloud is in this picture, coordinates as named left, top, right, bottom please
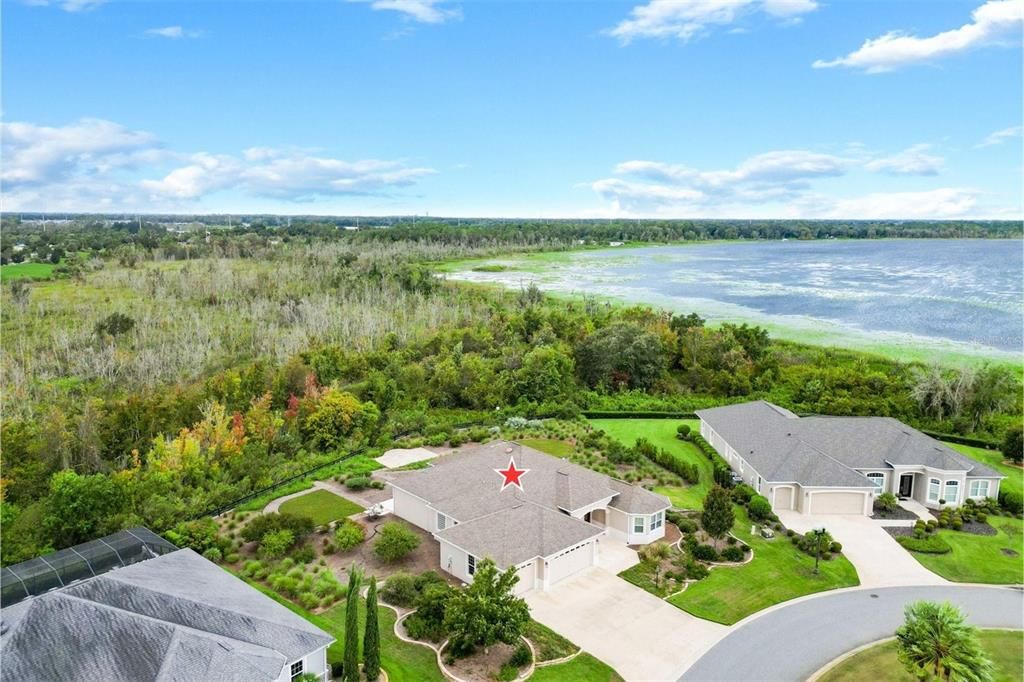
left=976, top=125, right=1022, bottom=147
left=813, top=0, right=1024, bottom=73
left=27, top=0, right=106, bottom=12
left=1, top=118, right=437, bottom=211
left=349, top=0, right=460, bottom=24
left=587, top=146, right=1001, bottom=218
left=807, top=188, right=981, bottom=219
left=863, top=144, right=944, bottom=175
left=145, top=26, right=202, bottom=39
left=607, top=0, right=817, bottom=44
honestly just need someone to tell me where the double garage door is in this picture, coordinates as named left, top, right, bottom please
left=547, top=541, right=594, bottom=586
left=808, top=491, right=867, bottom=515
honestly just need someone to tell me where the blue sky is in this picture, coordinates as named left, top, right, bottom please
left=2, top=0, right=1022, bottom=218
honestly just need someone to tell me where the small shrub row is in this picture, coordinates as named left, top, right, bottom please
left=897, top=535, right=952, bottom=554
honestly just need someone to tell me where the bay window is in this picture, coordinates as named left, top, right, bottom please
left=928, top=478, right=941, bottom=503
left=943, top=480, right=960, bottom=505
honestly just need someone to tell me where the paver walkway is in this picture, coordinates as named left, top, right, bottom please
left=262, top=480, right=386, bottom=514
left=681, top=585, right=1024, bottom=681
left=777, top=510, right=946, bottom=587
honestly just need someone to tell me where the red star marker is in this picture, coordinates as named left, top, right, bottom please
left=495, top=457, right=530, bottom=492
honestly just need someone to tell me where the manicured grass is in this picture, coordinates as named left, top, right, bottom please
left=618, top=562, right=671, bottom=598
left=239, top=573, right=445, bottom=681
left=279, top=489, right=363, bottom=525
left=669, top=506, right=860, bottom=624
left=589, top=419, right=712, bottom=509
left=519, top=437, right=575, bottom=458
left=904, top=517, right=1023, bottom=584
left=0, top=262, right=55, bottom=281
left=524, top=619, right=579, bottom=662
left=820, top=630, right=1024, bottom=682
left=531, top=653, right=624, bottom=682
left=946, top=442, right=1022, bottom=498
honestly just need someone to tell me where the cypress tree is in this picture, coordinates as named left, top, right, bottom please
left=363, top=576, right=381, bottom=681
left=343, top=565, right=363, bottom=682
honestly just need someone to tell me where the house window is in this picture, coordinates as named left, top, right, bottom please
left=467, top=554, right=476, bottom=576
left=756, top=476, right=762, bottom=493
left=649, top=511, right=663, bottom=532
left=928, top=478, right=941, bottom=503
left=969, top=480, right=990, bottom=498
left=290, top=661, right=304, bottom=680
left=436, top=513, right=447, bottom=531
left=943, top=480, right=960, bottom=505
left=633, top=516, right=645, bottom=534
left=866, top=473, right=885, bottom=493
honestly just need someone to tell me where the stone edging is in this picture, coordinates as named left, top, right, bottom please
left=387, top=605, right=538, bottom=682
left=805, top=636, right=894, bottom=682
left=806, top=628, right=1024, bottom=682
left=533, top=648, right=583, bottom=668
left=658, top=530, right=754, bottom=599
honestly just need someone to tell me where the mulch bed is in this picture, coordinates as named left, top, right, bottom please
left=322, top=517, right=457, bottom=584
left=445, top=642, right=518, bottom=682
left=926, top=510, right=999, bottom=536
left=871, top=504, right=919, bottom=521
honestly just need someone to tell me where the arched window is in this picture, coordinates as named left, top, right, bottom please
left=866, top=473, right=885, bottom=492
left=943, top=480, right=960, bottom=505
left=928, top=478, right=941, bottom=502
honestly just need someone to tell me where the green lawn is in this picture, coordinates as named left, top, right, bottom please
left=240, top=574, right=444, bottom=681
left=589, top=419, right=712, bottom=509
left=821, top=630, right=1024, bottom=682
left=946, top=442, right=1022, bottom=498
left=669, top=506, right=860, bottom=624
left=524, top=619, right=579, bottom=662
left=904, top=517, right=1023, bottom=584
left=531, top=653, right=624, bottom=682
left=519, top=437, right=575, bottom=458
left=0, top=262, right=55, bottom=281
left=278, top=489, right=363, bottom=526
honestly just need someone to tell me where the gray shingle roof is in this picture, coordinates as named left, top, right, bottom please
left=0, top=549, right=334, bottom=682
left=434, top=501, right=604, bottom=568
left=391, top=440, right=668, bottom=565
left=695, top=401, right=1004, bottom=487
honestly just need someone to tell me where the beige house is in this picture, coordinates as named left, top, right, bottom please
left=389, top=440, right=670, bottom=594
left=697, top=401, right=1004, bottom=516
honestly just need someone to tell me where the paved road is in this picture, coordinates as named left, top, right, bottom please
left=681, top=586, right=1024, bottom=682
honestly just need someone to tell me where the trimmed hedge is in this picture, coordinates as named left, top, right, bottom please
left=690, top=433, right=734, bottom=488
left=897, top=535, right=952, bottom=554
left=920, top=430, right=1000, bottom=450
left=999, top=490, right=1023, bottom=515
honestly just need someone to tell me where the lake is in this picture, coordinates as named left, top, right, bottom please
left=448, top=239, right=1024, bottom=363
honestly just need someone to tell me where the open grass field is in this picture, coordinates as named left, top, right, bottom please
left=530, top=653, right=624, bottom=682
left=669, top=506, right=860, bottom=624
left=946, top=442, right=1022, bottom=498
left=820, top=630, right=1024, bottom=682
left=0, top=262, right=55, bottom=281
left=278, top=489, right=364, bottom=526
left=242, top=574, right=445, bottom=682
left=588, top=419, right=712, bottom=509
left=519, top=437, right=575, bottom=458
left=904, top=517, right=1023, bottom=584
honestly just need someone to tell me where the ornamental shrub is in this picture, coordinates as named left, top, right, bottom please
left=830, top=542, right=842, bottom=553
left=509, top=643, right=532, bottom=668
left=748, top=496, right=773, bottom=522
left=732, top=485, right=756, bottom=504
left=721, top=546, right=744, bottom=562
left=202, top=547, right=222, bottom=563
left=374, top=522, right=421, bottom=562
left=897, top=535, right=952, bottom=554
left=676, top=424, right=691, bottom=439
left=692, top=544, right=719, bottom=562
left=259, top=529, right=295, bottom=559
left=381, top=572, right=417, bottom=607
left=345, top=476, right=371, bottom=491
left=334, top=519, right=366, bottom=551
left=876, top=492, right=899, bottom=512
left=999, top=490, right=1023, bottom=515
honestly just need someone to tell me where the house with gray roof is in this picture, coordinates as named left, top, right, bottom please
left=0, top=539, right=334, bottom=682
left=388, top=440, right=670, bottom=593
left=696, top=401, right=1005, bottom=516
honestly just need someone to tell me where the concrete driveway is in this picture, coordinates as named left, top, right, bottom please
left=526, top=542, right=727, bottom=682
left=777, top=510, right=946, bottom=587
left=681, top=585, right=1024, bottom=681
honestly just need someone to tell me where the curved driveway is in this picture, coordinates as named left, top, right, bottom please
left=681, top=586, right=1024, bottom=682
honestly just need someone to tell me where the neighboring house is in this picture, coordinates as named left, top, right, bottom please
left=389, top=440, right=669, bottom=594
left=0, top=530, right=334, bottom=682
left=696, top=401, right=1004, bottom=516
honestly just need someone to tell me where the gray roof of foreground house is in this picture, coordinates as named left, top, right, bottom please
left=390, top=440, right=669, bottom=566
left=0, top=548, right=334, bottom=682
left=696, top=401, right=1003, bottom=487
left=435, top=501, right=604, bottom=568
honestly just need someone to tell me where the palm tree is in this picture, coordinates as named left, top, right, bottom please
left=895, top=601, right=994, bottom=682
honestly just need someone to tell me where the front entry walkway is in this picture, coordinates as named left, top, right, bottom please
left=525, top=544, right=727, bottom=682
left=777, top=511, right=946, bottom=588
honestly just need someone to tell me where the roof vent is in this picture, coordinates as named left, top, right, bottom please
left=218, top=642, right=232, bottom=652
left=0, top=620, right=8, bottom=636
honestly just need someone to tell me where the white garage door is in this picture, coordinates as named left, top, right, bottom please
left=513, top=562, right=536, bottom=595
left=547, top=542, right=593, bottom=586
left=809, top=492, right=866, bottom=515
left=773, top=487, right=794, bottom=511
